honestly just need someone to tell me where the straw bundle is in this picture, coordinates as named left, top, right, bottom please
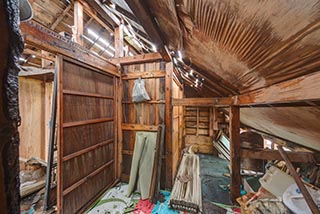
left=169, top=152, right=202, bottom=213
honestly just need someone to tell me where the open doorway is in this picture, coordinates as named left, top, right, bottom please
left=18, top=46, right=56, bottom=213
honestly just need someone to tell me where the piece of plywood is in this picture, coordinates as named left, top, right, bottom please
left=19, top=77, right=52, bottom=160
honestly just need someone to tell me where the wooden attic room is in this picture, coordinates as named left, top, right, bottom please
left=1, top=0, right=320, bottom=213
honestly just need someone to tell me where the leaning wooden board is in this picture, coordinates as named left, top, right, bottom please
left=57, top=56, right=118, bottom=213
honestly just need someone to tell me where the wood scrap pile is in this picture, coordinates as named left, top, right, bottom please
left=169, top=150, right=202, bottom=213
left=20, top=157, right=47, bottom=198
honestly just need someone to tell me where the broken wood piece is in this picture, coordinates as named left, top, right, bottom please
left=21, top=178, right=46, bottom=198
left=278, top=146, right=320, bottom=214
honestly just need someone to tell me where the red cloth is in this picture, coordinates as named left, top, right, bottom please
left=133, top=199, right=154, bottom=214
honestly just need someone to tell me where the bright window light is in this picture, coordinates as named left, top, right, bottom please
left=19, top=57, right=27, bottom=62
left=152, top=44, right=157, bottom=52
left=177, top=50, right=182, bottom=59
left=83, top=35, right=114, bottom=57
left=86, top=28, right=115, bottom=55
left=87, top=28, right=99, bottom=39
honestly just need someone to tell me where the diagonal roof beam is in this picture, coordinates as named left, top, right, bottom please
left=124, top=0, right=171, bottom=61
left=50, top=4, right=72, bottom=30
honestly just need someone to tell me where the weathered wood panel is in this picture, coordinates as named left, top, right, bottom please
left=121, top=61, right=172, bottom=187
left=57, top=56, right=117, bottom=213
left=19, top=77, right=53, bottom=160
left=182, top=106, right=216, bottom=156
left=241, top=107, right=320, bottom=151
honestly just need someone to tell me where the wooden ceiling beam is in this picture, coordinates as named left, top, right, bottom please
left=23, top=49, right=55, bottom=62
left=172, top=97, right=234, bottom=107
left=236, top=71, right=320, bottom=106
left=108, top=52, right=162, bottom=65
left=173, top=70, right=320, bottom=107
left=124, top=0, right=170, bottom=61
left=241, top=148, right=315, bottom=163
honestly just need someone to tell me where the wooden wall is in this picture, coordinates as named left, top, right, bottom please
left=19, top=77, right=53, bottom=160
left=57, top=56, right=117, bottom=213
left=120, top=61, right=176, bottom=187
left=183, top=106, right=215, bottom=154
left=172, top=81, right=183, bottom=178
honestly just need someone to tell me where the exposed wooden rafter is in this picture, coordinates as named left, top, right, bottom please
left=23, top=49, right=55, bottom=62
left=173, top=70, right=320, bottom=107
left=108, top=52, right=162, bottom=65
left=237, top=71, right=320, bottom=106
left=50, top=4, right=72, bottom=30
left=124, top=0, right=170, bottom=61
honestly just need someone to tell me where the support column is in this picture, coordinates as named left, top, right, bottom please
left=114, top=24, right=124, bottom=58
left=114, top=23, right=123, bottom=178
left=229, top=105, right=240, bottom=203
left=74, top=1, right=83, bottom=45
left=165, top=62, right=173, bottom=188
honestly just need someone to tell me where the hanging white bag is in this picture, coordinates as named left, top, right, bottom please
left=132, top=77, right=151, bottom=102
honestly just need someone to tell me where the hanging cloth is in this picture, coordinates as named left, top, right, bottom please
left=132, top=77, right=151, bottom=103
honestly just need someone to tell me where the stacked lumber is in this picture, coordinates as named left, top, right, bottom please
left=169, top=151, right=202, bottom=213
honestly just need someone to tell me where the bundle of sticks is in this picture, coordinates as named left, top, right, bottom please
left=169, top=150, right=202, bottom=213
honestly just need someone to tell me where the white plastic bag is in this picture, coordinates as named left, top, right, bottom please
left=132, top=77, right=150, bottom=102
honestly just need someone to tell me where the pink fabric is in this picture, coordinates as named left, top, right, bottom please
left=133, top=199, right=154, bottom=214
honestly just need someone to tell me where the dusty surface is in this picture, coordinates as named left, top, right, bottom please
left=199, top=154, right=231, bottom=212
left=241, top=107, right=320, bottom=151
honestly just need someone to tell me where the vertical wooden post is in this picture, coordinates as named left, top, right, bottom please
left=116, top=77, right=123, bottom=179
left=74, top=0, right=83, bottom=45
left=209, top=107, right=214, bottom=137
left=56, top=55, right=64, bottom=214
left=165, top=62, right=173, bottom=188
left=41, top=50, right=52, bottom=68
left=114, top=23, right=123, bottom=179
left=213, top=107, right=219, bottom=131
left=114, top=24, right=124, bottom=58
left=196, top=107, right=199, bottom=136
left=229, top=105, right=240, bottom=203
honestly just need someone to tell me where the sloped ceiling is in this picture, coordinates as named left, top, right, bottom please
left=144, top=0, right=320, bottom=92
left=241, top=107, right=320, bottom=151
left=137, top=0, right=320, bottom=150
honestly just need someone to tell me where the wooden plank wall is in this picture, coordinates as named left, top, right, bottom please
left=19, top=77, right=53, bottom=160
left=57, top=56, right=117, bottom=213
left=172, top=81, right=183, bottom=179
left=183, top=106, right=215, bottom=154
left=121, top=61, right=168, bottom=186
